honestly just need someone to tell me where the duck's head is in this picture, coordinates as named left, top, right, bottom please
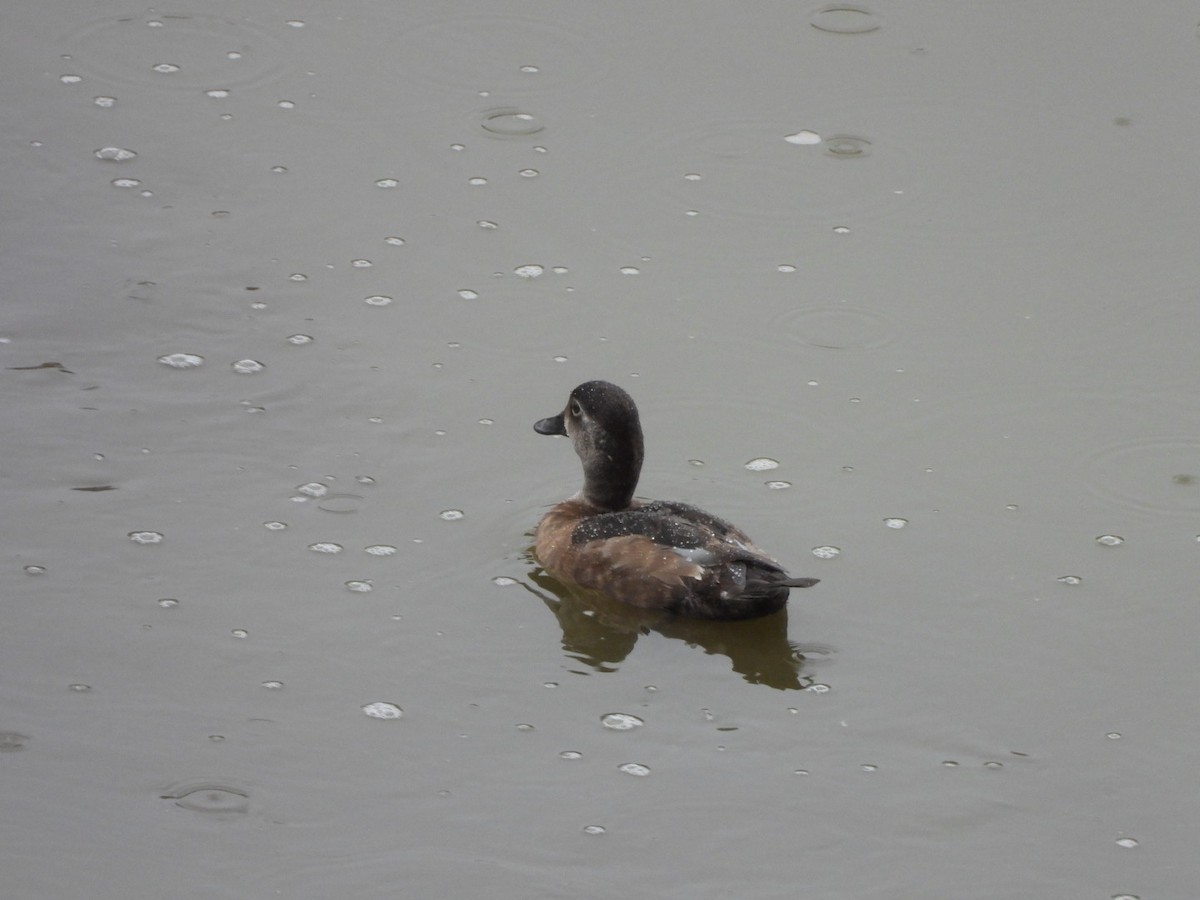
left=535, top=380, right=644, bottom=511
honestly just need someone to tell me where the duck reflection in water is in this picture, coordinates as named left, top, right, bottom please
left=524, top=566, right=831, bottom=691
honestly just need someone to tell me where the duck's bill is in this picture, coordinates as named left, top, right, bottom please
left=534, top=414, right=567, bottom=436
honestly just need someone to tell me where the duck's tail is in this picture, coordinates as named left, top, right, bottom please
left=778, top=576, right=819, bottom=589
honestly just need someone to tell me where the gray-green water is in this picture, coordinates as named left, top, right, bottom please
left=4, top=2, right=1198, bottom=897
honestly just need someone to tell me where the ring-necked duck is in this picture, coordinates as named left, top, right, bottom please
left=533, top=381, right=818, bottom=620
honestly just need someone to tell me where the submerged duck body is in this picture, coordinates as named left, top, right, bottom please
left=533, top=381, right=818, bottom=620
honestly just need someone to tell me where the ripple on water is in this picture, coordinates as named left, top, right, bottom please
left=160, top=780, right=251, bottom=814
left=479, top=107, right=545, bottom=137
left=317, top=494, right=365, bottom=514
left=874, top=389, right=1200, bottom=527
left=824, top=135, right=872, bottom=158
left=599, top=116, right=906, bottom=231
left=856, top=92, right=1150, bottom=251
left=1084, top=438, right=1200, bottom=515
left=61, top=13, right=289, bottom=90
left=772, top=305, right=900, bottom=350
left=388, top=14, right=611, bottom=94
left=809, top=5, right=883, bottom=35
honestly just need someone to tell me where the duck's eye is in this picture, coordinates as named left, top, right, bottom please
left=570, top=400, right=583, bottom=417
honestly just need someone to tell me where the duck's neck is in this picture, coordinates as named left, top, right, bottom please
left=581, top=443, right=642, bottom=512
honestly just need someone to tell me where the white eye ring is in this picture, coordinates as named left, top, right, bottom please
left=570, top=400, right=582, bottom=417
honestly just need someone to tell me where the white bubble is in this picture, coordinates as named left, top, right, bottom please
left=601, top=713, right=644, bottom=730
left=94, top=147, right=137, bottom=161
left=784, top=130, right=821, bottom=145
left=157, top=352, right=204, bottom=368
left=362, top=701, right=403, bottom=719
left=744, top=458, right=779, bottom=471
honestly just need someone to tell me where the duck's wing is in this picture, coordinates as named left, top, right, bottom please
left=570, top=504, right=708, bottom=550
left=569, top=501, right=787, bottom=573
left=636, top=500, right=754, bottom=543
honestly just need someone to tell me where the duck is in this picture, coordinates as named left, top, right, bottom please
left=533, top=381, right=818, bottom=620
